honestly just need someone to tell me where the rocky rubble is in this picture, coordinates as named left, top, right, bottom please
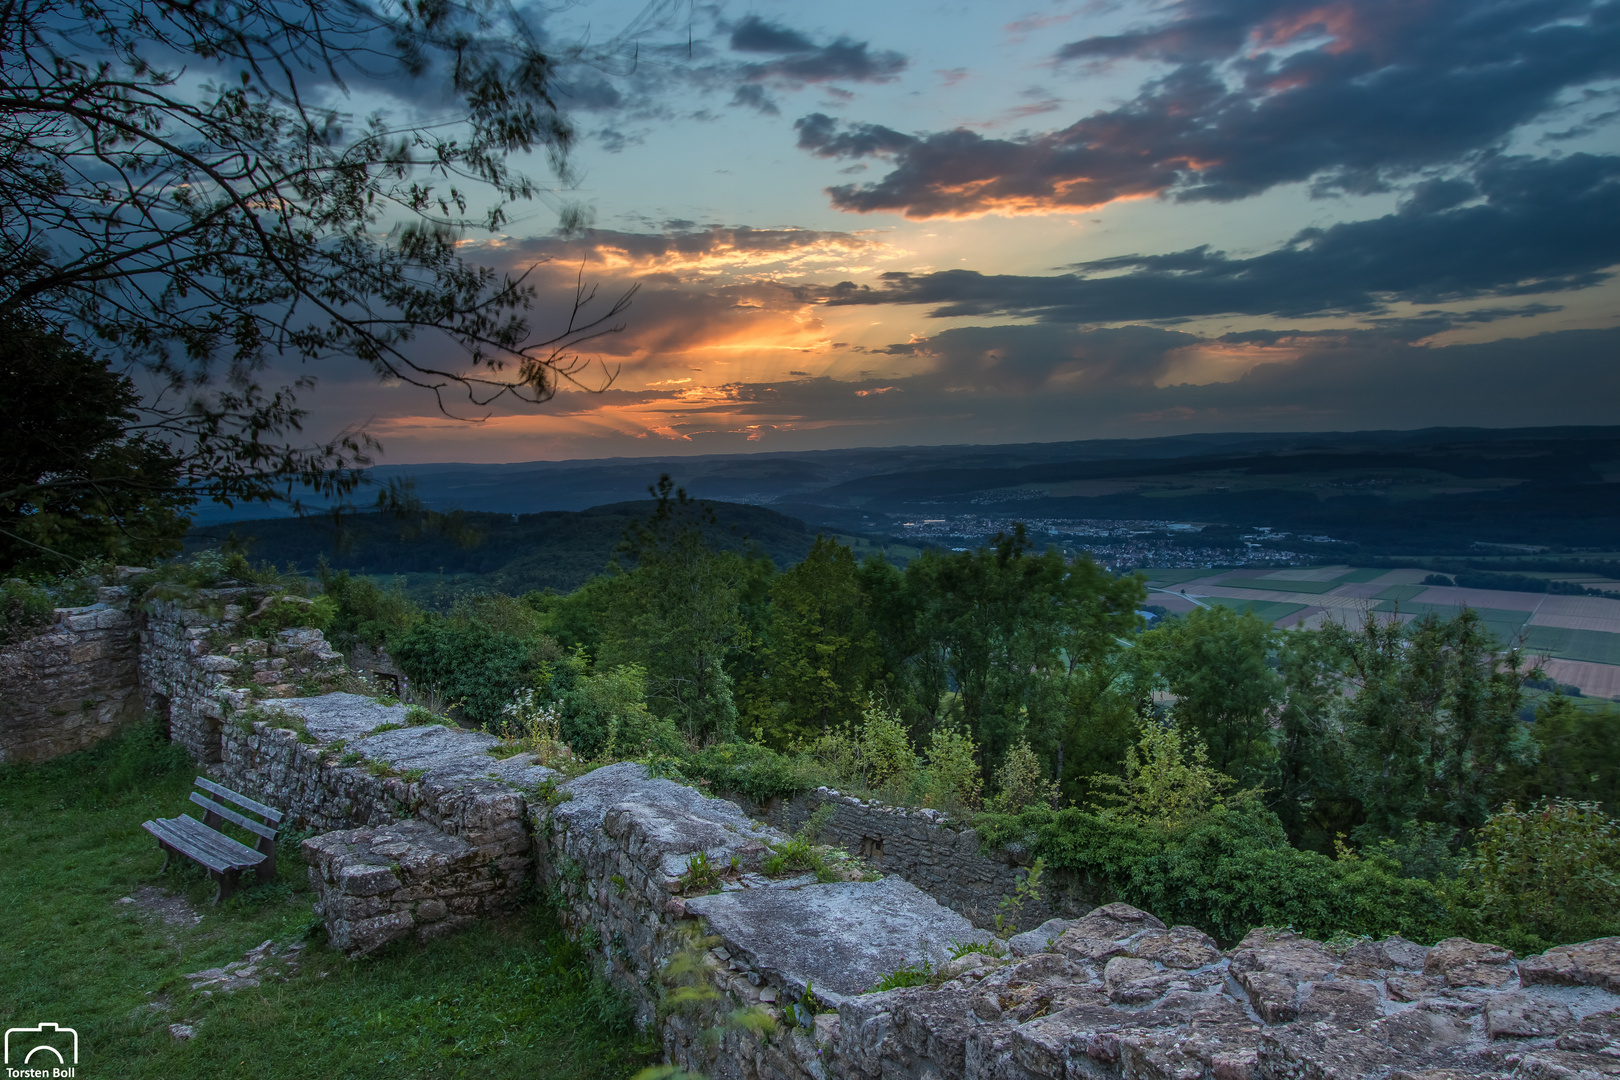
left=185, top=938, right=306, bottom=993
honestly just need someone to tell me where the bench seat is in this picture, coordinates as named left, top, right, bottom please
left=143, top=815, right=266, bottom=876
left=142, top=777, right=284, bottom=904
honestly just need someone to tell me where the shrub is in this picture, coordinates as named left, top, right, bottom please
left=319, top=566, right=420, bottom=651
left=989, top=738, right=1061, bottom=814
left=1450, top=799, right=1620, bottom=950
left=391, top=617, right=540, bottom=728
left=860, top=696, right=916, bottom=790
left=247, top=592, right=337, bottom=633
left=1088, top=721, right=1237, bottom=826
left=923, top=727, right=983, bottom=812
left=0, top=578, right=55, bottom=646
left=975, top=800, right=1451, bottom=945
left=494, top=689, right=573, bottom=767
left=671, top=741, right=819, bottom=803
left=558, top=661, right=681, bottom=760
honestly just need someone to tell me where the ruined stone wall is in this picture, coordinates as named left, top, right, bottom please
left=731, top=787, right=1087, bottom=931
left=0, top=587, right=142, bottom=763
left=137, top=591, right=349, bottom=764
left=139, top=590, right=253, bottom=763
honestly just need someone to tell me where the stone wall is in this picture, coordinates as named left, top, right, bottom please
left=733, top=787, right=1083, bottom=931
left=216, top=695, right=549, bottom=956
left=533, top=761, right=989, bottom=1079
left=0, top=588, right=142, bottom=763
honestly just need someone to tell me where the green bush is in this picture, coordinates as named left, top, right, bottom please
left=319, top=566, right=421, bottom=651
left=558, top=662, right=681, bottom=760
left=1087, top=721, right=1237, bottom=826
left=923, top=727, right=982, bottom=812
left=247, top=592, right=337, bottom=633
left=1448, top=799, right=1620, bottom=951
left=976, top=800, right=1451, bottom=945
left=668, top=741, right=821, bottom=803
left=391, top=617, right=541, bottom=728
left=988, top=737, right=1061, bottom=814
left=0, top=578, right=55, bottom=646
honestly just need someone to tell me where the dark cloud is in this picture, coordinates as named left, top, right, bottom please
left=796, top=0, right=1620, bottom=217
left=700, top=325, right=1620, bottom=436
left=732, top=84, right=780, bottom=115
left=796, top=113, right=916, bottom=157
left=820, top=154, right=1620, bottom=321
left=287, top=317, right=1620, bottom=458
left=741, top=39, right=907, bottom=87
left=729, top=16, right=817, bottom=54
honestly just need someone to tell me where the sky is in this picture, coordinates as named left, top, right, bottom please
left=302, top=0, right=1620, bottom=463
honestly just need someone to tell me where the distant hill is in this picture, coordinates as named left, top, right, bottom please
left=187, top=426, right=1620, bottom=558
left=185, top=500, right=818, bottom=598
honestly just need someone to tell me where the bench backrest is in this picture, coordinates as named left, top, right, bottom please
left=189, top=776, right=284, bottom=842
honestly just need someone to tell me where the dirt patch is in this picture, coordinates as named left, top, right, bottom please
left=116, top=886, right=202, bottom=929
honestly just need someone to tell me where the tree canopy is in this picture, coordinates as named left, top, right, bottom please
left=0, top=0, right=640, bottom=570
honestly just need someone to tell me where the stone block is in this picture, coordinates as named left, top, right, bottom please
left=684, top=875, right=993, bottom=1004
left=1520, top=937, right=1620, bottom=994
left=1424, top=937, right=1516, bottom=988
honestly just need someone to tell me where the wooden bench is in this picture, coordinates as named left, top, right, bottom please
left=142, top=778, right=284, bottom=904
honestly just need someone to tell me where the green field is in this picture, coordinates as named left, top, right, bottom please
left=1205, top=597, right=1309, bottom=623
left=1523, top=626, right=1620, bottom=666
left=1336, top=567, right=1390, bottom=583
left=1374, top=602, right=1530, bottom=644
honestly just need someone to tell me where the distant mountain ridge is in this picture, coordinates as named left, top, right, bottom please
left=190, top=425, right=1620, bottom=557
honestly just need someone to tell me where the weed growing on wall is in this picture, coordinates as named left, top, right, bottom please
left=0, top=578, right=55, bottom=646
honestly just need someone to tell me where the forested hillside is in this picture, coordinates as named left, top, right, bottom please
left=185, top=499, right=820, bottom=598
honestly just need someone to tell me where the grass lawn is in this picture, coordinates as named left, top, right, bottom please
left=0, top=725, right=655, bottom=1080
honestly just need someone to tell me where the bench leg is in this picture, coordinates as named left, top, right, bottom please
left=255, top=836, right=278, bottom=886
left=211, top=870, right=236, bottom=906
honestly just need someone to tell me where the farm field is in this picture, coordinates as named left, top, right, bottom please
left=1140, top=564, right=1620, bottom=701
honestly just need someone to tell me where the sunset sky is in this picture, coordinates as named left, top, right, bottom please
left=311, top=0, right=1620, bottom=463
